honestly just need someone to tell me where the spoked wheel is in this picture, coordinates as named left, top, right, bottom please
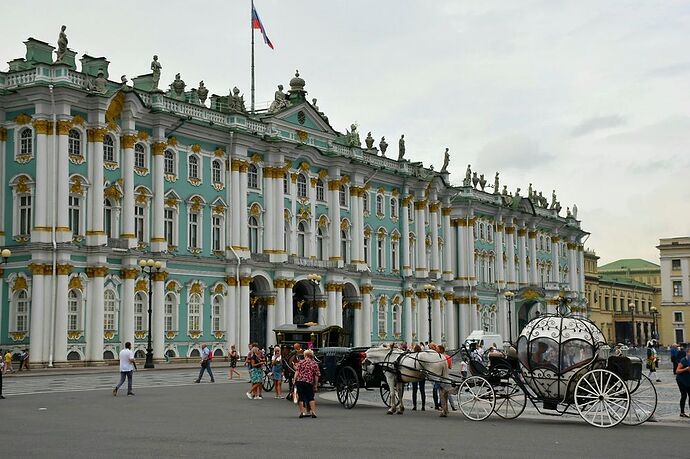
left=622, top=374, right=657, bottom=425
left=380, top=382, right=391, bottom=407
left=262, top=370, right=275, bottom=392
left=458, top=376, right=496, bottom=421
left=575, top=369, right=630, bottom=428
left=493, top=378, right=527, bottom=419
left=336, top=366, right=360, bottom=409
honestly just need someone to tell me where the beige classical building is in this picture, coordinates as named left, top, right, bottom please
left=585, top=252, right=660, bottom=345
left=658, top=237, right=690, bottom=345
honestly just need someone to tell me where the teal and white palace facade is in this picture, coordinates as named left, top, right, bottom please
left=0, top=33, right=588, bottom=365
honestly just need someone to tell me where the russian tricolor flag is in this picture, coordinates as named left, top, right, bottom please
left=252, top=4, right=274, bottom=49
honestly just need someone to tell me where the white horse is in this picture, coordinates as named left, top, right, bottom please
left=364, top=347, right=450, bottom=415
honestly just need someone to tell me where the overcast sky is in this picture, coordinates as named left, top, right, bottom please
left=2, top=1, right=689, bottom=264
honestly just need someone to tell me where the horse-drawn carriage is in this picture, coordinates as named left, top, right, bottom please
left=273, top=324, right=389, bottom=408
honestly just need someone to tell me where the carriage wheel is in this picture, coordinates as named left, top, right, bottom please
left=575, top=369, right=630, bottom=428
left=336, top=366, right=360, bottom=409
left=458, top=376, right=496, bottom=421
left=380, top=382, right=391, bottom=407
left=493, top=379, right=527, bottom=419
left=622, top=374, right=657, bottom=426
left=262, top=370, right=275, bottom=392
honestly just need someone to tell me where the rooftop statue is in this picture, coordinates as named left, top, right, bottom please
left=502, top=185, right=508, bottom=196
left=365, top=132, right=375, bottom=149
left=197, top=81, right=208, bottom=105
left=463, top=164, right=472, bottom=187
left=93, top=71, right=107, bottom=94
left=120, top=75, right=128, bottom=87
left=515, top=187, right=521, bottom=197
left=151, top=55, right=162, bottom=90
left=346, top=124, right=361, bottom=147
left=472, top=171, right=479, bottom=189
left=528, top=183, right=533, bottom=199
left=566, top=207, right=572, bottom=218
left=538, top=191, right=546, bottom=207
left=312, top=98, right=319, bottom=111
left=479, top=173, right=487, bottom=191
left=572, top=204, right=578, bottom=219
left=493, top=172, right=500, bottom=194
left=268, top=84, right=290, bottom=113
left=229, top=87, right=247, bottom=113
left=441, top=148, right=450, bottom=173
left=550, top=190, right=557, bottom=210
left=398, top=135, right=406, bottom=161
left=55, top=25, right=68, bottom=63
left=171, top=73, right=185, bottom=98
left=379, top=136, right=388, bottom=156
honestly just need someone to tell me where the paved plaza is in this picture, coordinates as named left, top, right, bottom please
left=1, top=365, right=688, bottom=459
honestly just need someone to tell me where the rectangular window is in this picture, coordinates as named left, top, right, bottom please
left=189, top=212, right=199, bottom=248
left=377, top=238, right=385, bottom=270
left=165, top=298, right=174, bottom=332
left=69, top=196, right=80, bottom=237
left=19, top=195, right=32, bottom=236
left=676, top=329, right=685, bottom=344
left=392, top=241, right=398, bottom=271
left=212, top=216, right=222, bottom=252
left=135, top=205, right=145, bottom=243
left=364, top=237, right=370, bottom=265
left=672, top=259, right=681, bottom=270
left=673, top=281, right=683, bottom=297
left=135, top=145, right=146, bottom=169
left=164, top=209, right=174, bottom=246
left=674, top=312, right=684, bottom=323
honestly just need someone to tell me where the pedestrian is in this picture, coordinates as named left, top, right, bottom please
left=113, top=342, right=135, bottom=396
left=294, top=349, right=320, bottom=418
left=18, top=349, right=29, bottom=371
left=246, top=346, right=264, bottom=399
left=676, top=348, right=690, bottom=418
left=272, top=346, right=284, bottom=398
left=671, top=343, right=681, bottom=374
left=0, top=354, right=5, bottom=399
left=438, top=345, right=457, bottom=411
left=228, top=345, right=241, bottom=380
left=646, top=342, right=661, bottom=383
left=195, top=344, right=215, bottom=383
left=3, top=349, right=12, bottom=374
left=411, top=344, right=426, bottom=411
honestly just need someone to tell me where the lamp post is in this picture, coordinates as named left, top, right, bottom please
left=423, top=283, right=435, bottom=343
left=628, top=302, right=636, bottom=347
left=504, top=291, right=515, bottom=345
left=139, top=258, right=162, bottom=368
left=307, top=273, right=321, bottom=325
left=650, top=306, right=659, bottom=342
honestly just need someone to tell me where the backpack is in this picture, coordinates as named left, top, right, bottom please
left=208, top=349, right=213, bottom=361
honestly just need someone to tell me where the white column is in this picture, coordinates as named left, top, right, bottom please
left=357, top=191, right=365, bottom=264
left=414, top=200, right=427, bottom=277
left=274, top=167, right=286, bottom=259
left=239, top=166, right=249, bottom=257
left=551, top=236, right=561, bottom=284
left=121, top=267, right=136, bottom=346
left=517, top=228, right=528, bottom=286
left=418, top=293, right=429, bottom=343
left=327, top=284, right=337, bottom=325
left=151, top=141, right=166, bottom=252
left=442, top=208, right=453, bottom=281
left=362, top=286, right=372, bottom=346
left=495, top=224, right=505, bottom=287
left=28, top=265, right=45, bottom=363
left=263, top=166, right=274, bottom=253
left=53, top=264, right=70, bottom=362
left=308, top=179, right=316, bottom=258
left=401, top=197, right=411, bottom=276
left=505, top=227, right=516, bottom=288
left=31, top=120, right=49, bottom=242
left=578, top=246, right=585, bottom=295
left=430, top=203, right=440, bottom=276
left=285, top=280, right=294, bottom=325
left=56, top=121, right=71, bottom=243
left=225, top=279, right=236, bottom=348
left=354, top=300, right=362, bottom=346
left=446, top=292, right=456, bottom=349
left=87, top=128, right=106, bottom=245
left=87, top=268, right=105, bottom=361
left=318, top=300, right=328, bottom=325
left=336, top=285, right=343, bottom=327
left=120, top=134, right=136, bottom=247
left=276, top=283, right=286, bottom=328
left=328, top=177, right=341, bottom=264
left=528, top=230, right=538, bottom=285
left=152, top=272, right=165, bottom=360
left=240, top=277, right=250, bottom=350
left=42, top=268, right=53, bottom=361
left=231, top=161, right=241, bottom=251
left=266, top=295, right=276, bottom=346
left=350, top=188, right=361, bottom=264
left=403, top=290, right=413, bottom=344
left=431, top=292, right=442, bottom=343
left=0, top=127, right=6, bottom=245
left=467, top=218, right=476, bottom=287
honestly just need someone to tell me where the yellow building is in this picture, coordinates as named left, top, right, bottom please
left=585, top=253, right=660, bottom=345
left=658, top=237, right=690, bottom=345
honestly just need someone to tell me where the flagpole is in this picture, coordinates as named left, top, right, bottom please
left=250, top=0, right=255, bottom=115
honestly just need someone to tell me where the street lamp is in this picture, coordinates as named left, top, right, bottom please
left=307, top=273, right=321, bottom=325
left=650, top=306, right=659, bottom=342
left=423, top=283, right=435, bottom=343
left=628, top=302, right=636, bottom=347
left=504, top=291, right=515, bottom=345
left=1, top=249, right=11, bottom=264
left=139, top=258, right=162, bottom=368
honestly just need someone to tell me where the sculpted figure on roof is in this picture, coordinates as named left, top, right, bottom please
left=197, top=81, right=208, bottom=105
left=441, top=148, right=450, bottom=173
left=493, top=172, right=500, bottom=194
left=268, top=84, right=290, bottom=113
left=56, top=25, right=68, bottom=63
left=229, top=87, right=247, bottom=113
left=398, top=135, right=406, bottom=161
left=151, top=55, right=162, bottom=90
left=346, top=124, right=361, bottom=147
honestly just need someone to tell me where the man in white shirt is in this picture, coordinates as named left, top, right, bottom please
left=113, top=342, right=136, bottom=396
left=195, top=343, right=215, bottom=383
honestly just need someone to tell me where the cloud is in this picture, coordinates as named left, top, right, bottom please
left=571, top=115, right=626, bottom=137
left=476, top=134, right=554, bottom=171
left=647, top=62, right=690, bottom=78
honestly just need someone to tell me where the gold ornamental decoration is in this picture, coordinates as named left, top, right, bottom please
left=190, top=281, right=203, bottom=295
left=0, top=127, right=6, bottom=141
left=15, top=113, right=32, bottom=125
left=191, top=144, right=202, bottom=153
left=135, top=279, right=148, bottom=293
left=296, top=130, right=309, bottom=143
left=105, top=91, right=125, bottom=124
left=68, top=276, right=84, bottom=291
left=167, top=136, right=178, bottom=146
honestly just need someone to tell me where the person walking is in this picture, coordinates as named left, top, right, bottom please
left=228, top=345, right=241, bottom=380
left=0, top=355, right=5, bottom=399
left=18, top=349, right=29, bottom=371
left=647, top=343, right=661, bottom=383
left=113, top=342, right=135, bottom=396
left=246, top=346, right=264, bottom=399
left=272, top=346, right=284, bottom=398
left=3, top=350, right=12, bottom=374
left=294, top=349, right=320, bottom=418
left=411, top=344, right=426, bottom=411
left=671, top=343, right=681, bottom=374
left=195, top=344, right=215, bottom=383
left=676, top=348, right=690, bottom=418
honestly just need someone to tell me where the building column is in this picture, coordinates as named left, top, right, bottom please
left=273, top=165, right=286, bottom=262
left=120, top=266, right=137, bottom=346
left=551, top=236, right=561, bottom=284
left=285, top=280, right=294, bottom=325
left=308, top=178, right=316, bottom=258
left=31, top=120, right=49, bottom=243
left=120, top=134, right=137, bottom=247
left=335, top=284, right=343, bottom=327
left=429, top=202, right=440, bottom=277
left=225, top=276, right=237, bottom=349
left=327, top=282, right=337, bottom=325
left=414, top=199, right=428, bottom=278
left=56, top=120, right=72, bottom=243
left=328, top=177, right=341, bottom=265
left=431, top=290, right=442, bottom=344
left=239, top=164, right=249, bottom=258
left=28, top=264, right=46, bottom=364
left=275, top=280, right=286, bottom=328
left=442, top=207, right=453, bottom=281
left=230, top=160, right=241, bottom=252
left=495, top=224, right=505, bottom=288
left=418, top=291, right=429, bottom=343
left=403, top=289, right=413, bottom=344
left=87, top=128, right=107, bottom=245
left=86, top=266, right=107, bottom=361
left=350, top=187, right=361, bottom=266
left=361, top=285, right=373, bottom=346
left=578, top=245, right=585, bottom=295
left=148, top=141, right=166, bottom=251
left=517, top=228, right=528, bottom=286
left=567, top=241, right=578, bottom=291
left=505, top=226, right=516, bottom=289
left=41, top=265, right=54, bottom=361
left=445, top=291, right=456, bottom=349
left=53, top=263, right=72, bottom=362
left=239, top=276, right=251, bottom=351
left=266, top=295, right=276, bottom=346
left=401, top=196, right=411, bottom=277
left=467, top=217, right=477, bottom=287
left=152, top=271, right=166, bottom=360
left=263, top=166, right=274, bottom=253
left=0, top=127, right=6, bottom=244
left=528, top=229, right=538, bottom=285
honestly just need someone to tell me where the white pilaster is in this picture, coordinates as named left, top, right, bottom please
left=225, top=280, right=236, bottom=349
left=31, top=120, right=49, bottom=242
left=263, top=166, right=274, bottom=253
left=56, top=121, right=71, bottom=242
left=285, top=280, right=294, bottom=325
left=239, top=166, right=249, bottom=258
left=328, top=174, right=341, bottom=265
left=336, top=286, right=343, bottom=327
left=276, top=283, right=286, bottom=327
left=442, top=208, right=453, bottom=281
left=53, top=265, right=70, bottom=362
left=28, top=266, right=45, bottom=363
left=505, top=226, right=516, bottom=288
left=418, top=292, right=429, bottom=343
left=430, top=203, right=440, bottom=276
left=551, top=236, right=561, bottom=284
left=151, top=140, right=166, bottom=252
left=362, top=286, right=372, bottom=346
left=403, top=290, right=413, bottom=344
left=495, top=224, right=505, bottom=288
left=240, top=278, right=250, bottom=351
left=528, top=229, right=538, bottom=285
left=120, top=133, right=136, bottom=247
left=431, top=293, right=442, bottom=344
left=121, top=266, right=136, bottom=346
left=87, top=128, right=106, bottom=245
left=152, top=273, right=165, bottom=360
left=86, top=268, right=105, bottom=361
left=518, top=228, right=528, bottom=286
left=414, top=199, right=427, bottom=277
left=401, top=197, right=411, bottom=276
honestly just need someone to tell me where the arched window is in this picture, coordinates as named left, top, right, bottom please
left=249, top=216, right=259, bottom=253
left=376, top=194, right=384, bottom=215
left=212, top=295, right=223, bottom=332
left=392, top=304, right=401, bottom=336
left=487, top=224, right=493, bottom=242
left=164, top=293, right=176, bottom=332
left=362, top=191, right=369, bottom=213
left=248, top=164, right=259, bottom=189
left=104, top=290, right=116, bottom=331
left=378, top=303, right=387, bottom=336
left=68, top=129, right=81, bottom=156
left=68, top=289, right=82, bottom=332
left=317, top=226, right=325, bottom=260
left=164, top=150, right=176, bottom=175
left=212, top=160, right=222, bottom=183
left=316, top=179, right=325, bottom=201
left=188, top=293, right=202, bottom=332
left=13, top=290, right=30, bottom=332
left=339, top=185, right=347, bottom=207
left=297, top=174, right=308, bottom=198
left=19, top=128, right=33, bottom=156
left=135, top=143, right=146, bottom=169
left=134, top=292, right=146, bottom=332
left=188, top=155, right=199, bottom=179
left=297, top=221, right=306, bottom=257
left=104, top=198, right=114, bottom=238
left=103, top=134, right=115, bottom=163
left=390, top=198, right=398, bottom=219
left=212, top=215, right=222, bottom=252
left=479, top=223, right=485, bottom=240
